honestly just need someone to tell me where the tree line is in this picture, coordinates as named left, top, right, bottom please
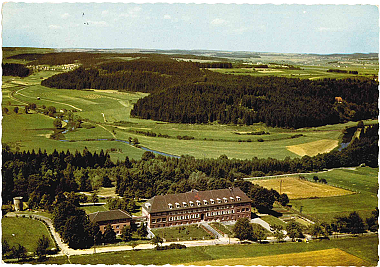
left=2, top=63, right=31, bottom=77
left=2, top=123, right=377, bottom=211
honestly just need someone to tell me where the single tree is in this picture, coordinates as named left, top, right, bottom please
left=137, top=223, right=148, bottom=239
left=103, top=224, right=116, bottom=244
left=347, top=211, right=365, bottom=234
left=90, top=191, right=99, bottom=204
left=133, top=137, right=139, bottom=145
left=310, top=223, right=324, bottom=239
left=2, top=239, right=10, bottom=258
left=35, top=235, right=50, bottom=260
left=150, top=235, right=163, bottom=249
left=232, top=217, right=253, bottom=241
left=121, top=225, right=133, bottom=242
left=278, top=193, right=289, bottom=206
left=272, top=224, right=285, bottom=243
left=129, top=241, right=138, bottom=250
left=313, top=176, right=319, bottom=182
left=53, top=118, right=62, bottom=129
left=286, top=221, right=303, bottom=241
left=252, top=224, right=266, bottom=243
left=13, top=106, right=19, bottom=114
left=12, top=244, right=27, bottom=260
left=2, top=107, right=9, bottom=114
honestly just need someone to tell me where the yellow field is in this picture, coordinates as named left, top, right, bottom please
left=287, top=139, right=338, bottom=156
left=251, top=177, right=352, bottom=199
left=184, top=248, right=370, bottom=266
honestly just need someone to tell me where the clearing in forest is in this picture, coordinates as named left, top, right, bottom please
left=286, top=139, right=338, bottom=156
left=185, top=248, right=370, bottom=266
left=250, top=177, right=352, bottom=199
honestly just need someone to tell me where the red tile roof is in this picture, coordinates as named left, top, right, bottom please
left=144, top=187, right=251, bottom=213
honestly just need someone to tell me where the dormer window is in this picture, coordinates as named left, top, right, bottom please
left=210, top=199, right=215, bottom=204
left=182, top=202, right=187, bottom=207
left=223, top=197, right=228, bottom=203
left=145, top=203, right=151, bottom=209
left=175, top=202, right=180, bottom=208
left=196, top=200, right=201, bottom=206
left=217, top=198, right=221, bottom=203
left=203, top=200, right=208, bottom=205
left=230, top=197, right=235, bottom=202
left=236, top=196, right=241, bottom=201
left=168, top=203, right=173, bottom=209
left=189, top=201, right=194, bottom=207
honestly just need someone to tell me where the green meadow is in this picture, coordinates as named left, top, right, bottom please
left=39, top=235, right=377, bottom=265
left=2, top=217, right=56, bottom=253
left=290, top=166, right=378, bottom=223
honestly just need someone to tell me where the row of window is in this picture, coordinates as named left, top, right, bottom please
left=168, top=196, right=241, bottom=209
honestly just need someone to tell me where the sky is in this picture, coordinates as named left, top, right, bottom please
left=2, top=1, right=379, bottom=54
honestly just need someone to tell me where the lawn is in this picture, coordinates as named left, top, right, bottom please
left=209, top=222, right=232, bottom=236
left=64, top=235, right=378, bottom=265
left=260, top=215, right=287, bottom=228
left=2, top=217, right=56, bottom=253
left=152, top=225, right=214, bottom=242
left=290, top=166, right=378, bottom=223
left=250, top=176, right=352, bottom=199
left=81, top=205, right=109, bottom=214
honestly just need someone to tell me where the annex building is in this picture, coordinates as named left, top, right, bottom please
left=142, top=187, right=251, bottom=228
left=88, top=209, right=132, bottom=235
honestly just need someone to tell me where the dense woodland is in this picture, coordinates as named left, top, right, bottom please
left=39, top=54, right=378, bottom=128
left=2, top=63, right=31, bottom=77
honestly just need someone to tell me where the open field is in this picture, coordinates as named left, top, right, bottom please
left=2, top=217, right=56, bottom=253
left=250, top=177, right=353, bottom=199
left=289, top=167, right=378, bottom=222
left=38, top=235, right=377, bottom=265
left=186, top=248, right=370, bottom=266
left=152, top=225, right=214, bottom=242
left=260, top=215, right=287, bottom=227
left=287, top=139, right=339, bottom=157
left=81, top=205, right=109, bottom=214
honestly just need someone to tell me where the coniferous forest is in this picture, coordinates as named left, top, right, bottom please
left=40, top=54, right=378, bottom=129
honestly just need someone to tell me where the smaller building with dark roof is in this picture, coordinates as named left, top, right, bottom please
left=142, top=187, right=251, bottom=228
left=88, top=209, right=132, bottom=235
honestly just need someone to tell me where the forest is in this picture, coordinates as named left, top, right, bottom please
left=2, top=63, right=31, bottom=77
left=39, top=54, right=378, bottom=128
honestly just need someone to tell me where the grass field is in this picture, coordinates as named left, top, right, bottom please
left=289, top=167, right=378, bottom=223
left=48, top=235, right=377, bottom=265
left=209, top=222, right=232, bottom=236
left=2, top=217, right=56, bottom=253
left=260, top=215, right=287, bottom=227
left=187, top=248, right=370, bottom=266
left=152, top=225, right=214, bottom=242
left=250, top=177, right=353, bottom=199
left=287, top=139, right=339, bottom=157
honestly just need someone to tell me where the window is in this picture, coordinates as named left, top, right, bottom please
left=236, top=196, right=241, bottom=201
left=217, top=198, right=221, bottom=203
left=162, top=218, right=166, bottom=222
left=189, top=201, right=194, bottom=207
left=116, top=225, right=120, bottom=229
left=230, top=197, right=235, bottom=202
left=157, top=218, right=161, bottom=222
left=183, top=202, right=187, bottom=207
left=210, top=199, right=215, bottom=204
left=176, top=202, right=180, bottom=208
left=168, top=203, right=173, bottom=209
left=152, top=219, right=156, bottom=223
left=203, top=200, right=208, bottom=205
left=223, top=197, right=228, bottom=203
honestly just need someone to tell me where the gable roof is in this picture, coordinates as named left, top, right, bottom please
left=144, top=187, right=251, bottom=214
left=88, top=209, right=131, bottom=224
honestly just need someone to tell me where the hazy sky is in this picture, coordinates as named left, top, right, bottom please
left=2, top=2, right=379, bottom=54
